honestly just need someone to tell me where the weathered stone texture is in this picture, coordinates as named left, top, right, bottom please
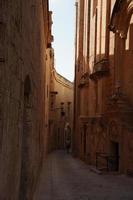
left=0, top=0, right=50, bottom=199
left=74, top=0, right=133, bottom=175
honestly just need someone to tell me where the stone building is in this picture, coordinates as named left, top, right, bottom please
left=74, top=0, right=133, bottom=175
left=44, top=10, right=54, bottom=153
left=0, top=0, right=53, bottom=199
left=49, top=66, right=74, bottom=152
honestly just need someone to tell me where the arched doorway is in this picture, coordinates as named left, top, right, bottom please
left=108, top=121, right=120, bottom=171
left=19, top=75, right=32, bottom=199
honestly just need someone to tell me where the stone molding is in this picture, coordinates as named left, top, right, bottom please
left=52, top=69, right=73, bottom=89
left=109, top=0, right=133, bottom=39
left=78, top=72, right=89, bottom=88
left=89, top=59, right=109, bottom=80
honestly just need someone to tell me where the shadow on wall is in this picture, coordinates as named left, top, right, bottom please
left=19, top=75, right=33, bottom=200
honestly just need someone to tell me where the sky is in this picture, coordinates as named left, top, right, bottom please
left=49, top=0, right=75, bottom=82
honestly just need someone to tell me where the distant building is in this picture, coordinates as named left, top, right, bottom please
left=74, top=0, right=133, bottom=175
left=49, top=67, right=73, bottom=152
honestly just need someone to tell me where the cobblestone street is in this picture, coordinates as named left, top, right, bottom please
left=34, top=151, right=133, bottom=200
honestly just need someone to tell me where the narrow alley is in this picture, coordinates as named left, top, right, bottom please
left=1, top=0, right=133, bottom=199
left=34, top=151, right=133, bottom=200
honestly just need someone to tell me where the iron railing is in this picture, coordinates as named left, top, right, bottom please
left=96, top=152, right=119, bottom=172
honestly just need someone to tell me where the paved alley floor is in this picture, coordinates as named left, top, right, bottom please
left=34, top=151, right=133, bottom=200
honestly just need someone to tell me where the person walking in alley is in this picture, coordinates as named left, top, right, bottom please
left=65, top=137, right=71, bottom=154
left=64, top=122, right=71, bottom=154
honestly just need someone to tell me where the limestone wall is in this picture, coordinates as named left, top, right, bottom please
left=74, top=0, right=133, bottom=174
left=49, top=69, right=74, bottom=151
left=0, top=0, right=50, bottom=199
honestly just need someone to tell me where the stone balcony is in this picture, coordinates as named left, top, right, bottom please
left=89, top=59, right=109, bottom=80
left=78, top=72, right=89, bottom=88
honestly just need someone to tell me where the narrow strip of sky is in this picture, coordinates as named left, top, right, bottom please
left=49, top=0, right=75, bottom=82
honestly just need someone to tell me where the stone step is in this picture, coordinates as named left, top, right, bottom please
left=89, top=165, right=102, bottom=175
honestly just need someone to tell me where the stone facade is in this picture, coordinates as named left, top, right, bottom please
left=0, top=0, right=52, bottom=199
left=48, top=66, right=73, bottom=152
left=74, top=0, right=133, bottom=175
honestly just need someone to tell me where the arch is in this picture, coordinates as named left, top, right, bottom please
left=110, top=0, right=133, bottom=39
left=109, top=1, right=133, bottom=95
